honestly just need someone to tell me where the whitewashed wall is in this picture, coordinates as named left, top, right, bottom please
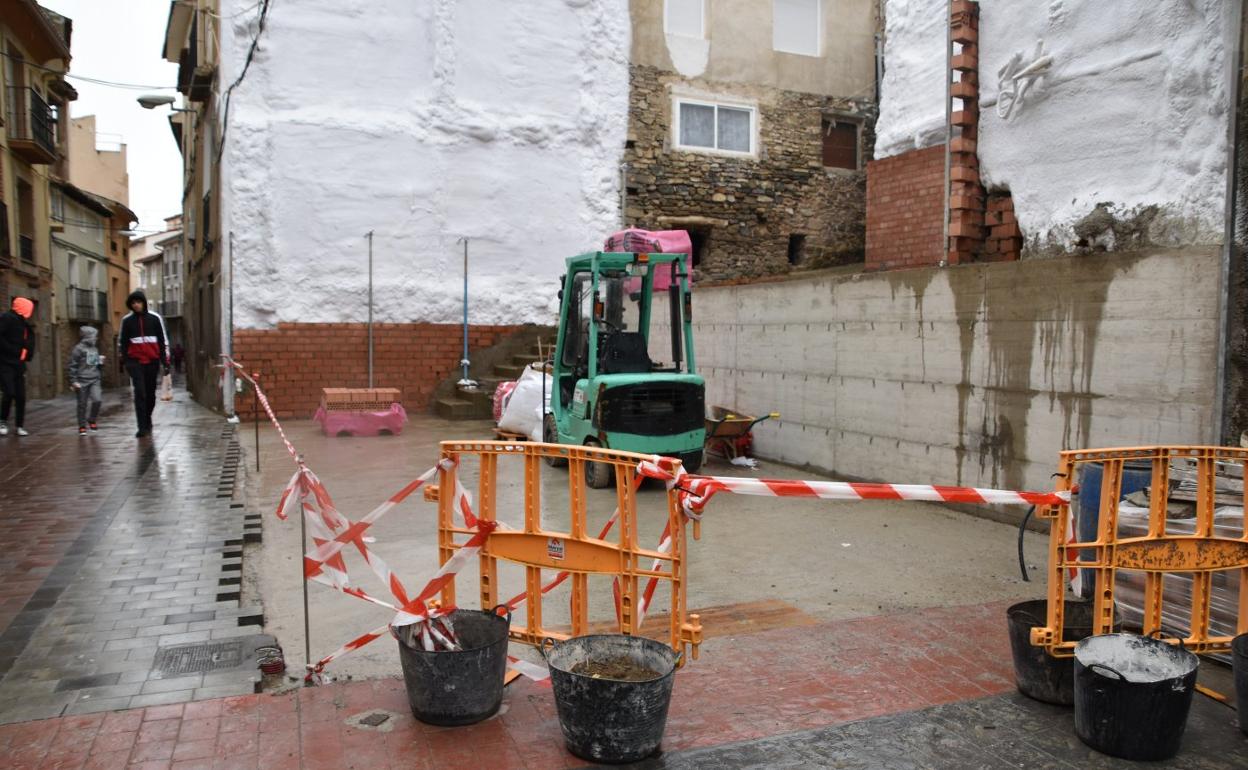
left=875, top=0, right=1229, bottom=250
left=218, top=0, right=630, bottom=329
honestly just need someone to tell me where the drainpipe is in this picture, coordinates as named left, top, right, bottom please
left=1215, top=0, right=1245, bottom=445
left=224, top=229, right=235, bottom=416
left=942, top=0, right=952, bottom=267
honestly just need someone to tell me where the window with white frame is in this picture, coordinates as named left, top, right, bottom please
left=665, top=0, right=704, bottom=39
left=773, top=0, right=821, bottom=56
left=675, top=98, right=755, bottom=155
left=68, top=252, right=79, bottom=286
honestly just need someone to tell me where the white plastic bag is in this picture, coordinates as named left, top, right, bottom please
left=497, top=365, right=551, bottom=439
left=159, top=373, right=174, bottom=402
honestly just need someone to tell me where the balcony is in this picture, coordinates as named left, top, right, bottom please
left=177, top=17, right=214, bottom=102
left=69, top=287, right=107, bottom=323
left=162, top=298, right=181, bottom=318
left=18, top=235, right=34, bottom=264
left=6, top=87, right=56, bottom=164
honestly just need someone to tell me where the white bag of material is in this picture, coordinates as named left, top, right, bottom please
left=497, top=365, right=552, bottom=440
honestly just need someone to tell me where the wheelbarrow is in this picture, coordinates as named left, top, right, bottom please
left=704, top=406, right=779, bottom=461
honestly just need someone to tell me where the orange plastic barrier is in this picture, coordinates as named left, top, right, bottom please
left=429, top=441, right=703, bottom=662
left=1033, top=446, right=1248, bottom=656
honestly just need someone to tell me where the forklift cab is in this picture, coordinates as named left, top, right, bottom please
left=548, top=251, right=705, bottom=487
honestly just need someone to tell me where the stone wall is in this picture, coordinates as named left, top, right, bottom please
left=623, top=65, right=873, bottom=282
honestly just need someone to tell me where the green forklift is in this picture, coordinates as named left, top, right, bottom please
left=543, top=250, right=704, bottom=488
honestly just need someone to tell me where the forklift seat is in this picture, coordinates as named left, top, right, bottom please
left=599, top=331, right=652, bottom=374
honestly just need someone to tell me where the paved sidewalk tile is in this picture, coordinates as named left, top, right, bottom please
left=0, top=603, right=1241, bottom=768
left=0, top=384, right=260, bottom=722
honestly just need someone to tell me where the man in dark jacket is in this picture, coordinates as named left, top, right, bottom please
left=0, top=297, right=36, bottom=436
left=119, top=289, right=169, bottom=438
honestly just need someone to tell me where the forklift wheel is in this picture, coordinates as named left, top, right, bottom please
left=583, top=440, right=614, bottom=489
left=543, top=415, right=567, bottom=467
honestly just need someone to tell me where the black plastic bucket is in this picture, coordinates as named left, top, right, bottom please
left=1233, top=633, right=1248, bottom=735
left=542, top=634, right=679, bottom=764
left=394, top=606, right=510, bottom=726
left=1074, top=633, right=1199, bottom=761
left=1007, top=599, right=1117, bottom=705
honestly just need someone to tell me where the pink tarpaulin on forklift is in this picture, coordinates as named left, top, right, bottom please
left=604, top=229, right=692, bottom=290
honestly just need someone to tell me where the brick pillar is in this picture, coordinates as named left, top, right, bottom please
left=947, top=0, right=983, bottom=264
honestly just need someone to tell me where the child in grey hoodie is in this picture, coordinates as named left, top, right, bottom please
left=67, top=326, right=104, bottom=434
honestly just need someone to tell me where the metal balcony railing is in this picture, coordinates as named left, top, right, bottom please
left=162, top=298, right=181, bottom=318
left=69, top=287, right=107, bottom=322
left=5, top=87, right=55, bottom=163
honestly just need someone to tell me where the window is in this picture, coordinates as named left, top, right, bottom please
left=774, top=0, right=821, bottom=56
left=562, top=272, right=594, bottom=369
left=665, top=0, right=704, bottom=38
left=68, top=253, right=79, bottom=286
left=675, top=98, right=755, bottom=155
left=50, top=188, right=64, bottom=222
left=821, top=118, right=860, bottom=169
left=87, top=260, right=99, bottom=291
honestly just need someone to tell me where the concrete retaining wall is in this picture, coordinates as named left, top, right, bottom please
left=655, top=248, right=1220, bottom=514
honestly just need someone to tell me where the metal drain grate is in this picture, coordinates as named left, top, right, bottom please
left=154, top=639, right=246, bottom=676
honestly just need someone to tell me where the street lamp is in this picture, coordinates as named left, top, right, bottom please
left=137, top=94, right=193, bottom=113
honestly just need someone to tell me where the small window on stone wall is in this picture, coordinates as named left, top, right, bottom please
left=822, top=119, right=859, bottom=169
left=787, top=234, right=806, bottom=266
left=675, top=98, right=755, bottom=155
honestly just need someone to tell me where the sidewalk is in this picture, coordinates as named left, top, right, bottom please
left=0, top=381, right=262, bottom=723
left=0, top=601, right=1240, bottom=768
left=0, top=392, right=1243, bottom=767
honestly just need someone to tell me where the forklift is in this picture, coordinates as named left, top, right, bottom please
left=544, top=250, right=704, bottom=488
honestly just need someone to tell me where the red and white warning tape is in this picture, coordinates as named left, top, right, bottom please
left=225, top=356, right=1075, bottom=680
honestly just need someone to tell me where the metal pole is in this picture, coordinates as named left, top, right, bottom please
left=299, top=482, right=311, bottom=678
left=252, top=370, right=259, bottom=472
left=942, top=0, right=952, bottom=266
left=1214, top=0, right=1245, bottom=444
left=461, top=238, right=470, bottom=383
left=366, top=231, right=374, bottom=389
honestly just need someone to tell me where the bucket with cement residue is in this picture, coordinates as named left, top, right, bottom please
left=393, top=607, right=510, bottom=726
left=1073, top=633, right=1198, bottom=760
left=1006, top=599, right=1119, bottom=705
left=1233, top=633, right=1248, bottom=735
left=542, top=634, right=678, bottom=764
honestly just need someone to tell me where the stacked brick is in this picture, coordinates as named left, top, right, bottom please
left=947, top=0, right=984, bottom=265
left=232, top=322, right=517, bottom=420
left=981, top=192, right=1023, bottom=261
left=320, top=388, right=403, bottom=412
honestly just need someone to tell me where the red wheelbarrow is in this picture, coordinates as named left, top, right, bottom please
left=704, top=406, right=779, bottom=461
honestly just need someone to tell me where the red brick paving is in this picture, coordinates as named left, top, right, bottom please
left=0, top=601, right=1021, bottom=768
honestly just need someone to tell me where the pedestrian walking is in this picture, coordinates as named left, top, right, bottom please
left=172, top=342, right=185, bottom=374
left=67, top=325, right=104, bottom=435
left=119, top=290, right=169, bottom=438
left=0, top=296, right=35, bottom=437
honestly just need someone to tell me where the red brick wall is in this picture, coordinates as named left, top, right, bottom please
left=864, top=145, right=947, bottom=270
left=232, top=322, right=519, bottom=419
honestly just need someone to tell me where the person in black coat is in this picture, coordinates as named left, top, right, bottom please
left=119, top=289, right=170, bottom=438
left=0, top=296, right=36, bottom=436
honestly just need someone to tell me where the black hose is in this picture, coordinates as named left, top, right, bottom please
left=1017, top=505, right=1036, bottom=582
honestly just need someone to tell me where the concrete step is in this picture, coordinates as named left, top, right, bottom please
left=512, top=354, right=542, bottom=367
left=434, top=397, right=477, bottom=420
left=494, top=363, right=526, bottom=379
